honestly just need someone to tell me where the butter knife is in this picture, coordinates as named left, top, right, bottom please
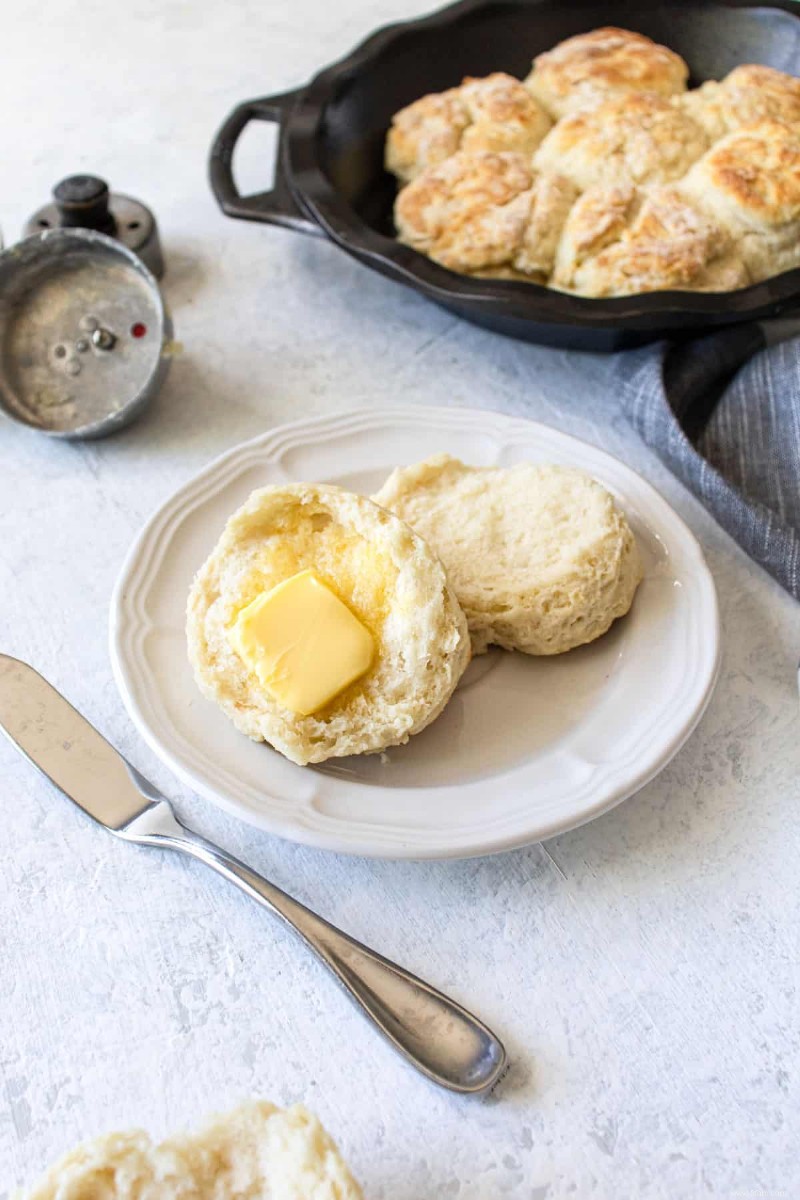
left=0, top=654, right=506, bottom=1094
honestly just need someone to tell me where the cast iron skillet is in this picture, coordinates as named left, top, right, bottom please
left=209, top=0, right=800, bottom=350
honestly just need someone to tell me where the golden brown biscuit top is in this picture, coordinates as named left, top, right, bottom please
left=683, top=65, right=800, bottom=141
left=385, top=87, right=469, bottom=183
left=723, top=65, right=800, bottom=117
left=385, top=73, right=551, bottom=183
left=533, top=89, right=708, bottom=189
left=396, top=150, right=533, bottom=236
left=386, top=28, right=800, bottom=294
left=590, top=238, right=708, bottom=292
left=526, top=26, right=689, bottom=117
left=556, top=187, right=748, bottom=296
left=553, top=184, right=638, bottom=279
left=684, top=119, right=800, bottom=227
left=461, top=73, right=546, bottom=129
left=394, top=150, right=536, bottom=272
left=631, top=188, right=722, bottom=244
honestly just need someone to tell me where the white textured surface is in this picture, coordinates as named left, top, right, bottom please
left=1, top=1, right=799, bottom=1196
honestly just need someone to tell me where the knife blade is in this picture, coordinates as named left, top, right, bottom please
left=0, top=653, right=157, bottom=830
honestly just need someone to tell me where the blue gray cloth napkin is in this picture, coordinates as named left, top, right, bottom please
left=612, top=323, right=800, bottom=601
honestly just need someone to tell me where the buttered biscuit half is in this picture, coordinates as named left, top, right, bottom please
left=187, top=483, right=470, bottom=765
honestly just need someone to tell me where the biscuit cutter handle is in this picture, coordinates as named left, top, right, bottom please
left=127, top=804, right=507, bottom=1095
left=209, top=90, right=321, bottom=234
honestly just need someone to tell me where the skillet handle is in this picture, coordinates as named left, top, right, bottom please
left=208, top=90, right=321, bottom=235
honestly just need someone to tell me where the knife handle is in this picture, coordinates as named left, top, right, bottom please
left=131, top=804, right=505, bottom=1094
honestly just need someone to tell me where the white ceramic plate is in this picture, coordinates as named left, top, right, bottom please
left=110, top=406, right=719, bottom=860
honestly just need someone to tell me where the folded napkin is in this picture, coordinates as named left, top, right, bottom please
left=612, top=322, right=800, bottom=601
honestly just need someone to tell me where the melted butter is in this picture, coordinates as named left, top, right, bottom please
left=239, top=515, right=398, bottom=640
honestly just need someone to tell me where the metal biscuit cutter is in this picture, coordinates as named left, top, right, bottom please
left=0, top=177, right=172, bottom=439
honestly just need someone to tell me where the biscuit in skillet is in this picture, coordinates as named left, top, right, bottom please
left=385, top=72, right=552, bottom=184
left=678, top=119, right=800, bottom=281
left=525, top=26, right=688, bottom=119
left=682, top=64, right=800, bottom=141
left=533, top=90, right=708, bottom=191
left=394, top=150, right=577, bottom=278
left=553, top=184, right=749, bottom=296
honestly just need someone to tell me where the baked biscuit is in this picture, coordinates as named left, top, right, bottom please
left=679, top=119, right=800, bottom=280
left=187, top=484, right=470, bottom=765
left=385, top=73, right=551, bottom=183
left=394, top=150, right=576, bottom=277
left=373, top=455, right=643, bottom=656
left=533, top=90, right=708, bottom=191
left=552, top=184, right=638, bottom=286
left=515, top=169, right=582, bottom=276
left=554, top=185, right=749, bottom=296
left=394, top=150, right=533, bottom=273
left=388, top=31, right=800, bottom=295
left=525, top=27, right=688, bottom=118
left=460, top=73, right=553, bottom=156
left=384, top=86, right=467, bottom=185
left=682, top=64, right=800, bottom=141
left=24, top=1101, right=363, bottom=1199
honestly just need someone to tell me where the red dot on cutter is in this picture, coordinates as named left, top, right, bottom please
left=131, top=322, right=147, bottom=338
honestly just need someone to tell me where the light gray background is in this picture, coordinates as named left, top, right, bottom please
left=2, top=1, right=798, bottom=1196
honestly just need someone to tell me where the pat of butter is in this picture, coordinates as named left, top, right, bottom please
left=229, top=570, right=374, bottom=716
